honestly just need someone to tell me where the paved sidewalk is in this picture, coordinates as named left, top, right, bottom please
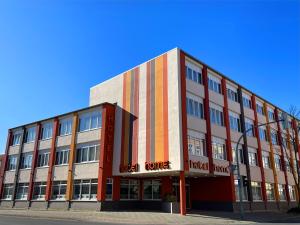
left=0, top=209, right=300, bottom=224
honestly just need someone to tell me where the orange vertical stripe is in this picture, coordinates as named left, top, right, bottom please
left=146, top=63, right=151, bottom=162
left=162, top=54, right=169, bottom=161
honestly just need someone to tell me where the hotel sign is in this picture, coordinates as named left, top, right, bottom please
left=119, top=163, right=139, bottom=173
left=189, top=160, right=209, bottom=170
left=145, top=161, right=170, bottom=170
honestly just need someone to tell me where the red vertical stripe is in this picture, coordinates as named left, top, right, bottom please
left=146, top=62, right=151, bottom=162
left=180, top=51, right=189, bottom=171
left=120, top=74, right=127, bottom=168
left=163, top=54, right=169, bottom=161
left=132, top=68, right=140, bottom=165
left=0, top=130, right=12, bottom=198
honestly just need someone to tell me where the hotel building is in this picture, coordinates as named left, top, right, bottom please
left=0, top=48, right=299, bottom=215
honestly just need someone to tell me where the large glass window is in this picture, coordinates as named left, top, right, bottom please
left=73, top=179, right=97, bottom=200
left=251, top=182, right=262, bottom=201
left=210, top=107, right=224, bottom=126
left=120, top=179, right=139, bottom=200
left=20, top=153, right=33, bottom=169
left=242, top=97, right=252, bottom=109
left=24, top=127, right=36, bottom=143
left=278, top=184, right=286, bottom=201
left=229, top=113, right=241, bottom=132
left=274, top=154, right=282, bottom=171
left=268, top=110, right=275, bottom=121
left=265, top=183, right=275, bottom=200
left=106, top=178, right=113, bottom=200
left=208, top=75, right=221, bottom=94
left=256, top=104, right=265, bottom=115
left=232, top=147, right=244, bottom=164
left=212, top=139, right=226, bottom=160
left=259, top=127, right=268, bottom=142
left=2, top=184, right=13, bottom=200
left=245, top=119, right=254, bottom=137
left=188, top=135, right=206, bottom=156
left=185, top=66, right=202, bottom=84
left=12, top=132, right=22, bottom=146
left=52, top=181, right=67, bottom=200
left=234, top=178, right=248, bottom=201
left=78, top=111, right=102, bottom=132
left=16, top=183, right=29, bottom=200
left=143, top=180, right=161, bottom=200
left=7, top=155, right=17, bottom=170
left=227, top=88, right=239, bottom=103
left=289, top=185, right=296, bottom=201
left=55, top=149, right=69, bottom=165
left=76, top=145, right=100, bottom=163
left=186, top=97, right=204, bottom=119
left=248, top=151, right=258, bottom=166
left=271, top=131, right=279, bottom=145
left=262, top=152, right=271, bottom=169
left=59, top=119, right=72, bottom=136
left=33, top=182, right=47, bottom=200
left=41, top=123, right=53, bottom=140
left=37, top=150, right=50, bottom=167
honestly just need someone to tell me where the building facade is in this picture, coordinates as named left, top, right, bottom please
left=0, top=48, right=299, bottom=215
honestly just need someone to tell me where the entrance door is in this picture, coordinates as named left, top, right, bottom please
left=172, top=181, right=191, bottom=209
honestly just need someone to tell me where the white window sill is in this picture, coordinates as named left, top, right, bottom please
left=54, top=164, right=69, bottom=167
left=24, top=141, right=35, bottom=144
left=58, top=133, right=72, bottom=137
left=19, top=168, right=32, bottom=171
left=77, top=127, right=101, bottom=134
left=40, top=138, right=52, bottom=141
left=74, top=161, right=99, bottom=165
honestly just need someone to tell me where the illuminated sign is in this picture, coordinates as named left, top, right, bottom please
left=145, top=161, right=170, bottom=170
left=119, top=163, right=139, bottom=173
left=213, top=164, right=229, bottom=173
left=189, top=160, right=209, bottom=170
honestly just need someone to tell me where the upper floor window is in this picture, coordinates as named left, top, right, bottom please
left=59, top=119, right=72, bottom=136
left=76, top=144, right=100, bottom=163
left=7, top=155, right=17, bottom=171
left=188, top=134, right=206, bottom=157
left=12, top=132, right=22, bottom=146
left=185, top=65, right=202, bottom=84
left=37, top=150, right=50, bottom=167
left=285, top=158, right=291, bottom=172
left=268, top=110, right=275, bottom=121
left=256, top=103, right=265, bottom=115
left=262, top=151, right=271, bottom=168
left=232, top=147, right=244, bottom=164
left=20, top=153, right=33, bottom=169
left=229, top=112, right=241, bottom=132
left=78, top=111, right=102, bottom=132
left=259, top=127, right=268, bottom=142
left=212, top=137, right=226, bottom=160
left=271, top=131, right=279, bottom=145
left=248, top=148, right=258, bottom=166
left=245, top=119, right=254, bottom=137
left=55, top=149, right=70, bottom=165
left=210, top=107, right=224, bottom=126
left=274, top=154, right=282, bottom=171
left=186, top=97, right=204, bottom=119
left=242, top=96, right=252, bottom=109
left=41, top=123, right=53, bottom=140
left=24, top=127, right=36, bottom=143
left=227, top=88, right=239, bottom=103
left=208, top=74, right=221, bottom=94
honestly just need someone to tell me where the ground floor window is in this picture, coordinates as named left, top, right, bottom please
left=73, top=179, right=97, bottom=200
left=265, top=183, right=275, bottom=200
left=2, top=184, right=13, bottom=200
left=120, top=179, right=139, bottom=200
left=234, top=179, right=248, bottom=201
left=143, top=180, right=161, bottom=200
left=289, top=185, right=296, bottom=201
left=278, top=184, right=286, bottom=201
left=52, top=181, right=67, bottom=200
left=16, top=183, right=29, bottom=200
left=251, top=182, right=262, bottom=201
left=106, top=178, right=113, bottom=200
left=33, top=182, right=47, bottom=200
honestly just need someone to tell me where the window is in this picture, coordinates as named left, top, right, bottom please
left=76, top=145, right=100, bottom=163
left=20, top=153, right=33, bottom=169
left=7, top=155, right=17, bottom=171
left=278, top=184, right=286, bottom=201
left=248, top=150, right=258, bottom=166
left=212, top=138, right=226, bottom=160
left=120, top=179, right=139, bottom=200
left=55, top=149, right=69, bottom=165
left=210, top=107, right=224, bottom=126
left=256, top=104, right=264, bottom=115
left=245, top=119, right=254, bottom=137
left=242, top=96, right=252, bottom=109
left=41, top=123, right=53, bottom=140
left=106, top=178, right=113, bottom=200
left=2, top=184, right=13, bottom=200
left=188, top=135, right=206, bottom=156
left=271, top=131, right=278, bottom=145
left=186, top=97, right=204, bottom=119
left=185, top=65, right=202, bottom=84
left=285, top=158, right=291, bottom=172
left=59, top=119, right=72, bottom=136
left=232, top=147, right=244, bottom=164
left=289, top=185, right=296, bottom=201
left=259, top=127, right=268, bottom=142
left=234, top=178, right=248, bottom=201
left=229, top=113, right=241, bottom=132
left=143, top=180, right=161, bottom=200
left=73, top=179, right=97, bottom=200
left=268, top=110, right=275, bottom=121
left=265, top=183, right=275, bottom=200
left=208, top=74, right=221, bottom=94
left=16, top=183, right=29, bottom=200
left=78, top=111, right=102, bottom=132
left=227, top=88, right=239, bottom=103
left=52, top=181, right=67, bottom=200
left=12, top=132, right=22, bottom=146
left=24, top=127, right=36, bottom=143
left=262, top=152, right=271, bottom=169
left=33, top=182, right=47, bottom=200
left=251, top=182, right=262, bottom=201
left=37, top=150, right=50, bottom=167
left=274, top=154, right=282, bottom=171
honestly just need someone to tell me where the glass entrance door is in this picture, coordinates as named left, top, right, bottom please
left=172, top=180, right=191, bottom=209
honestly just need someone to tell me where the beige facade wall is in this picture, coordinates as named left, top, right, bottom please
left=73, top=162, right=98, bottom=179
left=53, top=165, right=68, bottom=181
left=18, top=169, right=31, bottom=183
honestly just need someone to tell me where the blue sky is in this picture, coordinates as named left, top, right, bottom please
left=0, top=0, right=299, bottom=153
